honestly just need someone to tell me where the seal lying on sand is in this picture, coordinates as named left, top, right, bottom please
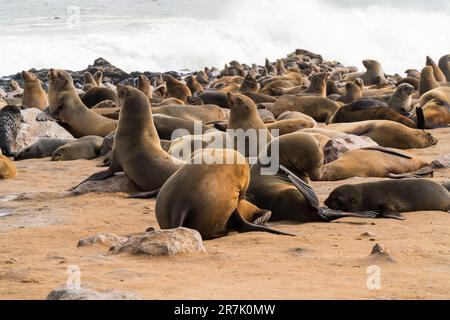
left=51, top=136, right=103, bottom=161
left=14, top=138, right=74, bottom=160
left=0, top=105, right=24, bottom=157
left=325, top=179, right=450, bottom=220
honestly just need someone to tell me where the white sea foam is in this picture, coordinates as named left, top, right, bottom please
left=0, top=0, right=449, bottom=75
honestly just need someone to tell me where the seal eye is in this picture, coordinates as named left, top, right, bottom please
left=349, top=197, right=356, bottom=203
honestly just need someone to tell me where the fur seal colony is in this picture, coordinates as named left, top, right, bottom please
left=1, top=51, right=449, bottom=242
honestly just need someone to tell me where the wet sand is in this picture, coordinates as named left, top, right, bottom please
left=0, top=128, right=449, bottom=300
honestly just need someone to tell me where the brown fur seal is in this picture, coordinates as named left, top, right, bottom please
left=14, top=138, right=74, bottom=160
left=327, top=101, right=418, bottom=128
left=302, top=72, right=328, bottom=96
left=438, top=54, right=450, bottom=82
left=343, top=59, right=386, bottom=85
left=81, top=86, right=119, bottom=108
left=93, top=71, right=104, bottom=86
left=260, top=79, right=300, bottom=96
left=155, top=149, right=292, bottom=240
left=0, top=153, right=17, bottom=179
left=47, top=69, right=117, bottom=137
left=137, top=74, right=153, bottom=100
left=419, top=66, right=440, bottom=96
left=156, top=98, right=185, bottom=106
left=51, top=135, right=103, bottom=161
left=152, top=104, right=226, bottom=123
left=420, top=98, right=450, bottom=128
left=227, top=92, right=273, bottom=157
left=325, top=179, right=450, bottom=219
left=75, top=85, right=180, bottom=192
left=9, top=79, right=21, bottom=92
left=83, top=72, right=97, bottom=91
left=337, top=82, right=362, bottom=104
left=238, top=74, right=259, bottom=93
left=320, top=147, right=430, bottom=181
left=266, top=117, right=316, bottom=135
left=248, top=132, right=371, bottom=222
left=397, top=77, right=419, bottom=91
left=419, top=86, right=450, bottom=106
left=185, top=75, right=205, bottom=95
left=405, top=69, right=421, bottom=79
left=153, top=114, right=213, bottom=140
left=327, top=120, right=437, bottom=149
left=21, top=71, right=48, bottom=110
left=388, top=83, right=414, bottom=114
left=426, top=56, right=446, bottom=82
left=198, top=91, right=230, bottom=108
left=164, top=74, right=192, bottom=103
left=269, top=96, right=341, bottom=122
left=242, top=92, right=277, bottom=104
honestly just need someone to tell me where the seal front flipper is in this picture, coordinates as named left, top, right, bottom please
left=318, top=208, right=378, bottom=221
left=36, top=107, right=53, bottom=122
left=279, top=165, right=320, bottom=211
left=415, top=106, right=425, bottom=130
left=128, top=190, right=160, bottom=199
left=251, top=210, right=272, bottom=226
left=227, top=209, right=295, bottom=237
left=379, top=211, right=406, bottom=220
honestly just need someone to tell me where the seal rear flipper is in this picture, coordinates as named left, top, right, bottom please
left=360, top=146, right=413, bottom=159
left=388, top=166, right=434, bottom=179
left=279, top=165, right=320, bottom=211
left=415, top=106, right=425, bottom=130
left=128, top=190, right=160, bottom=199
left=318, top=208, right=378, bottom=221
left=379, top=211, right=406, bottom=220
left=228, top=209, right=295, bottom=237
left=70, top=169, right=117, bottom=191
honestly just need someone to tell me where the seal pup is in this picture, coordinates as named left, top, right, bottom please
left=75, top=85, right=180, bottom=192
left=247, top=133, right=373, bottom=222
left=21, top=71, right=48, bottom=110
left=155, top=148, right=293, bottom=240
left=0, top=105, right=23, bottom=157
left=51, top=135, right=103, bottom=161
left=164, top=74, right=192, bottom=103
left=46, top=69, right=117, bottom=137
left=14, top=138, right=74, bottom=160
left=325, top=179, right=450, bottom=220
left=0, top=153, right=17, bottom=179
left=320, top=147, right=430, bottom=181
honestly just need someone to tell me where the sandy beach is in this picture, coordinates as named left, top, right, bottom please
left=1, top=127, right=449, bottom=300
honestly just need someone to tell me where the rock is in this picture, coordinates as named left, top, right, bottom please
left=111, top=228, right=206, bottom=256
left=360, top=232, right=379, bottom=238
left=100, top=131, right=115, bottom=156
left=431, top=154, right=450, bottom=169
left=46, top=287, right=138, bottom=300
left=72, top=173, right=140, bottom=195
left=323, top=134, right=378, bottom=163
left=11, top=108, right=73, bottom=153
left=77, top=233, right=128, bottom=248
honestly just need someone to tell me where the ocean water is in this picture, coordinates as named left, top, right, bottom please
left=0, top=0, right=449, bottom=76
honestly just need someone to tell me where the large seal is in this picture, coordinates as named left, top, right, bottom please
left=0, top=153, right=17, bottom=179
left=419, top=66, right=440, bottom=96
left=46, top=69, right=117, bottom=137
left=21, top=71, right=48, bottom=110
left=75, top=85, right=180, bottom=192
left=269, top=96, right=341, bottom=122
left=0, top=105, right=23, bottom=157
left=155, top=148, right=292, bottom=240
left=327, top=120, right=437, bottom=149
left=51, top=135, right=103, bottom=161
left=320, top=147, right=430, bottom=181
left=14, top=138, right=74, bottom=160
left=426, top=56, right=446, bottom=82
left=343, top=59, right=386, bottom=85
left=419, top=98, right=450, bottom=128
left=164, top=74, right=192, bottom=103
left=325, top=179, right=450, bottom=220
left=247, top=132, right=371, bottom=222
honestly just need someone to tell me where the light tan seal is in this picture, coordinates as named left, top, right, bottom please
left=426, top=56, right=446, bottom=82
left=343, top=59, right=386, bottom=85
left=47, top=69, right=117, bottom=137
left=0, top=153, right=17, bottom=179
left=155, top=148, right=292, bottom=240
left=327, top=120, right=437, bottom=149
left=320, top=147, right=430, bottom=181
left=75, top=85, right=180, bottom=192
left=21, top=71, right=48, bottom=110
left=137, top=74, right=153, bottom=100
left=164, top=74, right=192, bottom=103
